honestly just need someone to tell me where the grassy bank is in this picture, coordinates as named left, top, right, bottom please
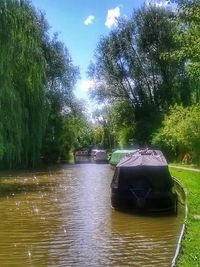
left=169, top=166, right=200, bottom=266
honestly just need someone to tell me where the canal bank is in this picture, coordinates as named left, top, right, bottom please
left=170, top=166, right=200, bottom=266
left=0, top=164, right=185, bottom=266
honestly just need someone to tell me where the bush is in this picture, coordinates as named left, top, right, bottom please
left=152, top=104, right=200, bottom=165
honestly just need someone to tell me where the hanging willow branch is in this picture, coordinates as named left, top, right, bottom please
left=0, top=0, right=48, bottom=168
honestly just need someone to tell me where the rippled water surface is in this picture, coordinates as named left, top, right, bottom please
left=0, top=164, right=184, bottom=266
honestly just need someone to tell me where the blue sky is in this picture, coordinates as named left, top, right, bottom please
left=31, top=0, right=146, bottom=100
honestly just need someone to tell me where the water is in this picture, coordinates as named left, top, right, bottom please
left=0, top=164, right=184, bottom=266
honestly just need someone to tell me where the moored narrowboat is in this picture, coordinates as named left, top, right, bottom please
left=109, top=149, right=137, bottom=167
left=111, top=149, right=177, bottom=214
left=74, top=150, right=91, bottom=163
left=92, top=150, right=108, bottom=163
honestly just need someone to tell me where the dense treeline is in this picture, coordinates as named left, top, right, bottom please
left=0, top=0, right=91, bottom=168
left=89, top=0, right=200, bottom=165
left=0, top=0, right=199, bottom=168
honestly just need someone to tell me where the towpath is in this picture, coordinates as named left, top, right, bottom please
left=169, top=165, right=200, bottom=173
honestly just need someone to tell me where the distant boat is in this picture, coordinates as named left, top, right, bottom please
left=74, top=150, right=91, bottom=164
left=109, top=149, right=137, bottom=167
left=92, top=149, right=108, bottom=163
left=111, top=149, right=178, bottom=214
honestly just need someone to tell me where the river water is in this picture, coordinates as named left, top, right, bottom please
left=0, top=163, right=184, bottom=267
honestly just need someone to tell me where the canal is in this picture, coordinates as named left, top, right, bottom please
left=0, top=164, right=184, bottom=266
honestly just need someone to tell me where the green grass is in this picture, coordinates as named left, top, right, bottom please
left=169, top=167, right=200, bottom=267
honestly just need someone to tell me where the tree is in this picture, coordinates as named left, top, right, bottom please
left=89, top=6, right=184, bottom=143
left=152, top=104, right=200, bottom=165
left=91, top=108, right=111, bottom=149
left=0, top=0, right=81, bottom=167
left=106, top=100, right=135, bottom=148
left=63, top=109, right=94, bottom=153
left=41, top=36, right=80, bottom=163
left=175, top=0, right=200, bottom=103
left=0, top=0, right=48, bottom=167
left=174, top=0, right=200, bottom=79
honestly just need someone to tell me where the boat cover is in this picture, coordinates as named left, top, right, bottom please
left=117, top=150, right=167, bottom=167
left=110, top=150, right=137, bottom=166
left=115, top=150, right=173, bottom=190
left=94, top=150, right=107, bottom=161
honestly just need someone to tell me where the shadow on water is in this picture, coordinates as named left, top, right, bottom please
left=0, top=166, right=62, bottom=198
left=0, top=181, right=57, bottom=198
left=113, top=207, right=178, bottom=218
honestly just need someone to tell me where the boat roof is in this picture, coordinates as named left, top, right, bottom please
left=110, top=149, right=137, bottom=166
left=112, top=149, right=136, bottom=154
left=116, top=149, right=167, bottom=167
left=91, top=149, right=106, bottom=154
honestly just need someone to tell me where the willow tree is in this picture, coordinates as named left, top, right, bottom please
left=0, top=0, right=47, bottom=167
left=41, top=36, right=80, bottom=163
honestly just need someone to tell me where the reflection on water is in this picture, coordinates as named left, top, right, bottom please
left=0, top=164, right=184, bottom=266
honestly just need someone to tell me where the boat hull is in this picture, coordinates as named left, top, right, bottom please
left=111, top=190, right=177, bottom=214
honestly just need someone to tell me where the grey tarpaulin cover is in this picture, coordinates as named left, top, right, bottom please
left=115, top=150, right=173, bottom=190
left=116, top=150, right=168, bottom=167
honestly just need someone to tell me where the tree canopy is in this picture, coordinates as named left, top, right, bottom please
left=89, top=5, right=186, bottom=143
left=0, top=0, right=83, bottom=167
left=89, top=1, right=200, bottom=165
left=0, top=0, right=199, bottom=167
left=0, top=0, right=48, bottom=167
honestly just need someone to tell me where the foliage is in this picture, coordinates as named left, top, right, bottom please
left=91, top=107, right=114, bottom=149
left=106, top=100, right=135, bottom=148
left=41, top=36, right=80, bottom=163
left=0, top=0, right=47, bottom=168
left=62, top=113, right=93, bottom=158
left=174, top=0, right=200, bottom=77
left=117, top=127, right=135, bottom=148
left=41, top=98, right=93, bottom=163
left=0, top=0, right=81, bottom=167
left=69, top=113, right=94, bottom=151
left=92, top=125, right=104, bottom=148
left=89, top=2, right=200, bottom=155
left=152, top=104, right=200, bottom=165
left=45, top=35, right=79, bottom=112
left=89, top=6, right=186, bottom=144
left=169, top=0, right=200, bottom=103
left=1, top=0, right=199, bottom=167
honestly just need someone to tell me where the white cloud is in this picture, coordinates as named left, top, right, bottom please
left=155, top=1, right=169, bottom=7
left=79, top=79, right=95, bottom=92
left=145, top=0, right=170, bottom=8
left=84, top=15, right=95, bottom=26
left=105, top=7, right=120, bottom=29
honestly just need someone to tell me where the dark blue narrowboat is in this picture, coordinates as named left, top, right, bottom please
left=111, top=149, right=177, bottom=214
